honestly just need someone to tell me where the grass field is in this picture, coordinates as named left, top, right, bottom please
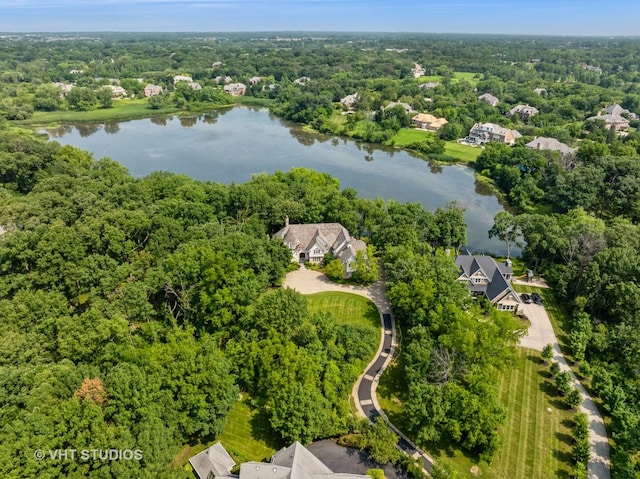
left=216, top=395, right=281, bottom=463
left=19, top=97, right=248, bottom=126
left=306, top=291, right=380, bottom=332
left=390, top=128, right=434, bottom=146
left=21, top=99, right=181, bottom=125
left=378, top=348, right=574, bottom=479
left=389, top=130, right=481, bottom=163
left=444, top=141, right=481, bottom=162
left=173, top=394, right=280, bottom=471
left=417, top=71, right=483, bottom=86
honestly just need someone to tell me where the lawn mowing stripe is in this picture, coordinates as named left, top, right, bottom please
left=516, top=356, right=527, bottom=479
left=526, top=353, right=538, bottom=478
left=508, top=363, right=522, bottom=478
left=532, top=357, right=543, bottom=479
left=517, top=355, right=533, bottom=479
left=504, top=361, right=521, bottom=478
left=495, top=372, right=508, bottom=468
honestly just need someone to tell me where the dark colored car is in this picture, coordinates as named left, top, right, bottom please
left=531, top=292, right=543, bottom=304
left=521, top=293, right=532, bottom=304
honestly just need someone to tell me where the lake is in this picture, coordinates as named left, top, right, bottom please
left=44, top=106, right=510, bottom=255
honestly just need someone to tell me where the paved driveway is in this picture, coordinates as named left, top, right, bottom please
left=519, top=303, right=555, bottom=351
left=283, top=265, right=434, bottom=474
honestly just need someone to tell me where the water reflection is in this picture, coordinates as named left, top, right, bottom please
left=46, top=124, right=73, bottom=138
left=77, top=123, right=100, bottom=138
left=289, top=128, right=316, bottom=146
left=104, top=122, right=120, bottom=135
left=150, top=116, right=167, bottom=126
left=179, top=116, right=198, bottom=128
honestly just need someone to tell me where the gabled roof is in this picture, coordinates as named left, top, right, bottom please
left=478, top=92, right=499, bottom=105
left=587, top=112, right=629, bottom=125
left=273, top=223, right=364, bottom=257
left=194, top=442, right=370, bottom=479
left=604, top=103, right=625, bottom=115
left=340, top=93, right=359, bottom=106
left=470, top=122, right=521, bottom=139
left=385, top=101, right=414, bottom=113
left=507, top=105, right=539, bottom=117
left=190, top=442, right=236, bottom=479
left=455, top=253, right=520, bottom=305
left=526, top=137, right=576, bottom=155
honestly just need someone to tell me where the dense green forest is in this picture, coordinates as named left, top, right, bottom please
left=2, top=32, right=640, bottom=477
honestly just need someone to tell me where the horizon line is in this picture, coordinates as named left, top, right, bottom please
left=2, top=30, right=640, bottom=38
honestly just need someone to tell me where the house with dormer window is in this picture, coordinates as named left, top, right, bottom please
left=273, top=218, right=366, bottom=277
left=455, top=252, right=521, bottom=312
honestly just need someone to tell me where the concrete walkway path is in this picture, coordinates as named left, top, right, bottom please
left=520, top=302, right=610, bottom=479
left=283, top=265, right=436, bottom=475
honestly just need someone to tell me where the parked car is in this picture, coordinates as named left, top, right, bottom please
left=531, top=292, right=543, bottom=305
left=521, top=293, right=532, bottom=304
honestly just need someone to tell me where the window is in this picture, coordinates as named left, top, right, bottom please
left=312, top=247, right=322, bottom=255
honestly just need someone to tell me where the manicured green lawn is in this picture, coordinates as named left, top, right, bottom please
left=417, top=72, right=483, bottom=86
left=216, top=394, right=281, bottom=463
left=19, top=97, right=246, bottom=126
left=173, top=394, right=280, bottom=470
left=22, top=99, right=180, bottom=125
left=444, top=141, right=481, bottom=162
left=378, top=348, right=574, bottom=479
left=306, top=291, right=380, bottom=331
left=389, top=131, right=481, bottom=163
left=490, top=348, right=574, bottom=479
left=390, top=128, right=433, bottom=146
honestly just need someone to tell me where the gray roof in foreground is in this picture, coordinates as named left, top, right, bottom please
left=190, top=442, right=237, bottom=479
left=192, top=442, right=370, bottom=479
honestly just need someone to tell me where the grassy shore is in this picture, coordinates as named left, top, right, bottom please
left=17, top=96, right=274, bottom=128
left=389, top=129, right=481, bottom=163
left=19, top=99, right=181, bottom=126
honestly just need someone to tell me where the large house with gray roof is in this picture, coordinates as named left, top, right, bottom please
left=467, top=122, right=522, bottom=146
left=506, top=104, right=539, bottom=121
left=478, top=92, right=499, bottom=107
left=526, top=137, right=576, bottom=156
left=455, top=252, right=521, bottom=312
left=191, top=442, right=370, bottom=479
left=273, top=219, right=366, bottom=277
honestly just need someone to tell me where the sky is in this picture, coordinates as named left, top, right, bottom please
left=0, top=0, right=639, bottom=36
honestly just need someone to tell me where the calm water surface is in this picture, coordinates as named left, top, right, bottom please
left=46, top=107, right=510, bottom=254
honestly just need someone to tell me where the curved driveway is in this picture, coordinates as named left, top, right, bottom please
left=283, top=266, right=435, bottom=475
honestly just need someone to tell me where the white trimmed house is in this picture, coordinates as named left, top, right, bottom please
left=273, top=218, right=366, bottom=277
left=455, top=252, right=522, bottom=312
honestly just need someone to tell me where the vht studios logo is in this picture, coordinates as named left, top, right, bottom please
left=34, top=449, right=143, bottom=461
